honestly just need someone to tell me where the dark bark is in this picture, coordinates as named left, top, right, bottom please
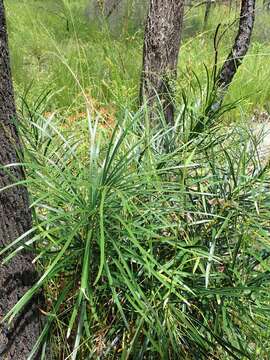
left=140, top=0, right=185, bottom=125
left=95, top=0, right=122, bottom=18
left=106, top=0, right=122, bottom=19
left=216, top=0, right=255, bottom=93
left=0, top=1, right=41, bottom=358
left=203, top=0, right=212, bottom=30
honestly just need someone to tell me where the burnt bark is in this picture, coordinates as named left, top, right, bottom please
left=140, top=0, right=185, bottom=125
left=105, top=0, right=122, bottom=19
left=95, top=0, right=123, bottom=18
left=216, top=0, right=255, bottom=93
left=0, top=1, right=41, bottom=358
left=203, top=0, right=212, bottom=30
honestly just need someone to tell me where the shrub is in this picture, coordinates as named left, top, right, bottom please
left=1, top=91, right=270, bottom=359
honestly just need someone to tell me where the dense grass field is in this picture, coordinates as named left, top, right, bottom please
left=3, top=0, right=270, bottom=359
left=6, top=0, right=270, bottom=117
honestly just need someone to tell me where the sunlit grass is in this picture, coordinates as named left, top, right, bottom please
left=6, top=0, right=270, bottom=118
left=1, top=88, right=270, bottom=358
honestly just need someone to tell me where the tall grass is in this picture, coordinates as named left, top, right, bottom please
left=1, top=89, right=270, bottom=358
left=5, top=0, right=270, bottom=116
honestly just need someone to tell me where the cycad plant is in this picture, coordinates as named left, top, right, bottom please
left=1, top=91, right=270, bottom=359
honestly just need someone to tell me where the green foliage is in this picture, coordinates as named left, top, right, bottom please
left=1, top=90, right=270, bottom=358
left=6, top=0, right=270, bottom=116
left=1, top=0, right=270, bottom=358
left=6, top=0, right=141, bottom=111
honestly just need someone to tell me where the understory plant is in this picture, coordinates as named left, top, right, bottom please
left=1, top=92, right=270, bottom=359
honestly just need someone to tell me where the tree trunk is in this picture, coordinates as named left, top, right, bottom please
left=140, top=0, right=185, bottom=125
left=95, top=0, right=123, bottom=18
left=0, top=1, right=41, bottom=358
left=105, top=0, right=122, bottom=19
left=216, top=0, right=255, bottom=94
left=203, top=0, right=212, bottom=30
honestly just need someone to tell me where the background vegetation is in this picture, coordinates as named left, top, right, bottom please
left=6, top=0, right=270, bottom=116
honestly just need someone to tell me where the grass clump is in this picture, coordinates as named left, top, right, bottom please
left=1, top=92, right=270, bottom=358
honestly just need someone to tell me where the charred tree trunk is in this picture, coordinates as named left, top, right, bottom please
left=106, top=0, right=122, bottom=19
left=95, top=0, right=122, bottom=18
left=0, top=1, right=41, bottom=358
left=140, top=0, right=185, bottom=125
left=203, top=0, right=212, bottom=30
left=216, top=0, right=255, bottom=95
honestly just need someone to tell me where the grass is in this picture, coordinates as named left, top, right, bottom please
left=1, top=93, right=270, bottom=359
left=5, top=0, right=270, bottom=116
left=2, top=88, right=270, bottom=359
left=2, top=0, right=270, bottom=358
